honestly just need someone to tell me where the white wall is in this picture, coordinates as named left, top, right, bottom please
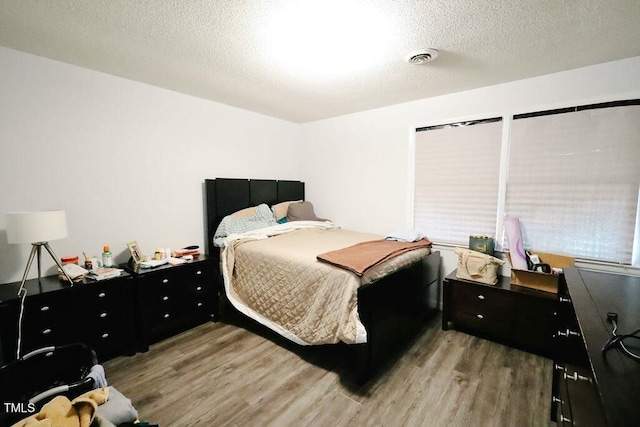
left=0, top=47, right=301, bottom=284
left=299, top=56, right=640, bottom=280
left=2, top=46, right=639, bottom=286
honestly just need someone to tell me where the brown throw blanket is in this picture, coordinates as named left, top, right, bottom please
left=317, top=238, right=432, bottom=276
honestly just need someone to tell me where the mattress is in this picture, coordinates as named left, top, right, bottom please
left=220, top=222, right=431, bottom=345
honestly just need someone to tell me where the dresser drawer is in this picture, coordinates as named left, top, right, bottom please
left=23, top=295, right=69, bottom=326
left=450, top=282, right=514, bottom=335
left=150, top=297, right=178, bottom=321
left=82, top=284, right=122, bottom=306
left=139, top=270, right=176, bottom=296
left=21, top=294, right=72, bottom=351
left=183, top=263, right=210, bottom=280
left=87, top=326, right=128, bottom=361
left=556, top=370, right=572, bottom=425
left=178, top=282, right=210, bottom=300
left=451, top=282, right=514, bottom=312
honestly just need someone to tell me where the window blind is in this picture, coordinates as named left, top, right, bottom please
left=414, top=119, right=502, bottom=245
left=507, top=105, right=640, bottom=264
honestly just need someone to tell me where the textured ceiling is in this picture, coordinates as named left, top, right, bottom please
left=1, top=0, right=639, bottom=123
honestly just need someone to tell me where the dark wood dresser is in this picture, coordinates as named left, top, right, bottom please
left=552, top=268, right=640, bottom=426
left=442, top=270, right=557, bottom=358
left=123, top=256, right=217, bottom=351
left=0, top=273, right=136, bottom=365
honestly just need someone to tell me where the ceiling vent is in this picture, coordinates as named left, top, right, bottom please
left=406, top=48, right=439, bottom=65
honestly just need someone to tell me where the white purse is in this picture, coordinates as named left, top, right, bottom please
left=455, top=247, right=504, bottom=285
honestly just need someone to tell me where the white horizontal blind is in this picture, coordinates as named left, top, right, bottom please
left=507, top=105, right=640, bottom=263
left=414, top=119, right=502, bottom=245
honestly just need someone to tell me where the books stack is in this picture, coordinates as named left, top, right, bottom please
left=172, top=248, right=200, bottom=258
left=87, top=267, right=123, bottom=281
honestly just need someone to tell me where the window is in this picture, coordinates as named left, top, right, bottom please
left=507, top=103, right=640, bottom=264
left=413, top=100, right=640, bottom=267
left=414, top=118, right=502, bottom=245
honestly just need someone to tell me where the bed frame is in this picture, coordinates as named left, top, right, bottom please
left=204, top=178, right=440, bottom=383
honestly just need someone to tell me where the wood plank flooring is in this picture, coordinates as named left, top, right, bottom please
left=103, top=312, right=553, bottom=426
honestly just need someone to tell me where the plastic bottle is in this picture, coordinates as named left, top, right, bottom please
left=102, top=246, right=113, bottom=267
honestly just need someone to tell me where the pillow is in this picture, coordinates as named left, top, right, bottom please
left=231, top=206, right=260, bottom=218
left=214, top=203, right=278, bottom=246
left=271, top=200, right=302, bottom=221
left=286, top=201, right=328, bottom=222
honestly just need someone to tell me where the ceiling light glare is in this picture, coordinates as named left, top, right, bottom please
left=262, top=0, right=394, bottom=79
left=406, top=48, right=439, bottom=65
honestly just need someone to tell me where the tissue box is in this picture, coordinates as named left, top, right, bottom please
left=507, top=251, right=574, bottom=294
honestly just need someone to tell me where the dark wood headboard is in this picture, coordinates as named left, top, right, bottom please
left=204, top=178, right=305, bottom=255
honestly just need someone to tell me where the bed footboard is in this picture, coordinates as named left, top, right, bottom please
left=355, top=251, right=440, bottom=383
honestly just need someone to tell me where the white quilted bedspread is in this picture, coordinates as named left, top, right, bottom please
left=220, top=221, right=430, bottom=345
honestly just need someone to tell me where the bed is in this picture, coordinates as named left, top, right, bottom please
left=205, top=178, right=440, bottom=383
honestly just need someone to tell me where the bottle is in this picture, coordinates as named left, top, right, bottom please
left=102, top=246, right=113, bottom=267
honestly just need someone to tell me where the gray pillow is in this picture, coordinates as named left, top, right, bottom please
left=286, top=201, right=328, bottom=222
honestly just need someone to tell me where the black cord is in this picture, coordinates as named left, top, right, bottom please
left=602, top=313, right=640, bottom=362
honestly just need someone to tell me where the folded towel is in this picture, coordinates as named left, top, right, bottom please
left=385, top=230, right=425, bottom=243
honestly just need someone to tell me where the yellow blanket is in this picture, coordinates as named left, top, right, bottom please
left=12, top=388, right=109, bottom=427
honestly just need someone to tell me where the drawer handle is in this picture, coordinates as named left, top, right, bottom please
left=100, top=312, right=107, bottom=318
left=557, top=329, right=580, bottom=337
left=477, top=295, right=485, bottom=300
left=552, top=396, right=564, bottom=404
left=98, top=292, right=106, bottom=298
left=162, top=279, right=169, bottom=284
left=42, top=328, right=52, bottom=335
left=196, top=270, right=202, bottom=275
left=554, top=363, right=566, bottom=372
left=163, top=296, right=169, bottom=301
left=564, top=371, right=591, bottom=382
left=476, top=314, right=484, bottom=319
left=164, top=313, right=170, bottom=319
left=40, top=306, right=50, bottom=312
left=559, top=296, right=571, bottom=303
left=101, top=333, right=109, bottom=339
left=560, top=415, right=571, bottom=423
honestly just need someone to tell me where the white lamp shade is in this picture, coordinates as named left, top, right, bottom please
left=5, top=210, right=68, bottom=244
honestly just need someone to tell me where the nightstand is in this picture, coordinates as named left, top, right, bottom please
left=442, top=270, right=557, bottom=358
left=123, top=256, right=217, bottom=351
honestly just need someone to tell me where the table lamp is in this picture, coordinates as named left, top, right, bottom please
left=5, top=210, right=74, bottom=289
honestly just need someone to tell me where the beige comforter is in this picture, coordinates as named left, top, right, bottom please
left=220, top=222, right=430, bottom=345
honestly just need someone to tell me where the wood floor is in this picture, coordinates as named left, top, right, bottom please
left=103, top=311, right=553, bottom=426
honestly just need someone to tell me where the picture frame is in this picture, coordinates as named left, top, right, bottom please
left=127, top=241, right=143, bottom=265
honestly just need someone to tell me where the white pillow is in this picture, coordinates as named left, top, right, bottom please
left=271, top=200, right=302, bottom=221
left=231, top=206, right=259, bottom=218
